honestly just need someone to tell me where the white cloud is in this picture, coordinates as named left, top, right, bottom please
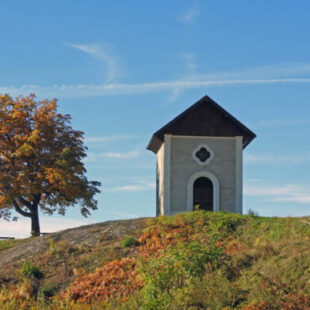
left=66, top=43, right=122, bottom=82
left=244, top=153, right=310, bottom=165
left=178, top=6, right=199, bottom=24
left=167, top=87, right=182, bottom=102
left=85, top=135, right=143, bottom=144
left=182, top=53, right=197, bottom=72
left=244, top=183, right=310, bottom=204
left=103, top=182, right=155, bottom=192
left=256, top=118, right=310, bottom=128
left=85, top=149, right=142, bottom=162
left=246, top=63, right=310, bottom=78
left=167, top=53, right=197, bottom=102
left=3, top=78, right=310, bottom=99
left=3, top=63, right=310, bottom=98
left=244, top=184, right=301, bottom=196
left=191, top=63, right=310, bottom=81
left=84, top=163, right=154, bottom=170
left=274, top=195, right=310, bottom=203
left=103, top=150, right=141, bottom=159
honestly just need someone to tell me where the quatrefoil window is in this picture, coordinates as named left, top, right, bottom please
left=192, top=144, right=213, bottom=166
left=195, top=147, right=211, bottom=162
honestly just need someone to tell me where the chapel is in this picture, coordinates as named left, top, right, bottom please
left=147, top=95, right=256, bottom=215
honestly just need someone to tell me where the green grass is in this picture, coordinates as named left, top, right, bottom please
left=120, top=236, right=139, bottom=247
left=0, top=239, right=21, bottom=251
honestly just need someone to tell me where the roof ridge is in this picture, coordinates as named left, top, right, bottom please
left=147, top=95, right=256, bottom=153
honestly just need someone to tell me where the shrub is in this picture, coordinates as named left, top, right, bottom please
left=1, top=211, right=308, bottom=309
left=120, top=237, right=139, bottom=247
left=19, top=261, right=44, bottom=280
left=48, top=238, right=81, bottom=258
left=140, top=241, right=224, bottom=308
left=248, top=209, right=259, bottom=217
left=38, top=281, right=58, bottom=301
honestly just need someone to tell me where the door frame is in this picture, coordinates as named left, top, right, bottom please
left=187, top=171, right=220, bottom=212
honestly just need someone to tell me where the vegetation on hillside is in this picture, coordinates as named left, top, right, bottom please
left=0, top=239, right=21, bottom=252
left=0, top=211, right=309, bottom=309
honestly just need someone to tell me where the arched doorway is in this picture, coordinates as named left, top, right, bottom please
left=187, top=171, right=219, bottom=212
left=193, top=177, right=213, bottom=211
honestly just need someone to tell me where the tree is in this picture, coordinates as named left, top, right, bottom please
left=0, top=94, right=101, bottom=236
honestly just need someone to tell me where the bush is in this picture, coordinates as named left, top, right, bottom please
left=140, top=241, right=224, bottom=308
left=1, top=211, right=309, bottom=309
left=248, top=209, right=259, bottom=217
left=48, top=238, right=82, bottom=258
left=120, top=237, right=139, bottom=247
left=38, top=281, right=58, bottom=301
left=19, top=261, right=44, bottom=280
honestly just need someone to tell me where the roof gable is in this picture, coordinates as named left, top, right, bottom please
left=147, top=95, right=256, bottom=153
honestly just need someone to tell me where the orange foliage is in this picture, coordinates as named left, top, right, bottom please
left=0, top=282, right=35, bottom=304
left=241, top=294, right=310, bottom=310
left=224, top=238, right=245, bottom=255
left=63, top=220, right=228, bottom=305
left=280, top=293, right=310, bottom=309
left=241, top=301, right=268, bottom=310
left=0, top=94, right=100, bottom=235
left=63, top=257, right=143, bottom=303
left=137, top=223, right=193, bottom=260
left=63, top=223, right=191, bottom=304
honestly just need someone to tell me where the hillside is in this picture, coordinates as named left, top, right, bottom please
left=0, top=211, right=309, bottom=309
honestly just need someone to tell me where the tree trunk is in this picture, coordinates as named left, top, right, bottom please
left=31, top=204, right=40, bottom=237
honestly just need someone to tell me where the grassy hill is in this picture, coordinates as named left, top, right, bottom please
left=0, top=211, right=309, bottom=309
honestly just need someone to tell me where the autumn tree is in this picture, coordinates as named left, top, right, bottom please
left=0, top=94, right=101, bottom=236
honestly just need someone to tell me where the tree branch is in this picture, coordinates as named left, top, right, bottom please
left=12, top=200, right=32, bottom=217
left=18, top=197, right=32, bottom=209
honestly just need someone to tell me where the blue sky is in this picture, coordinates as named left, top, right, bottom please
left=1, top=1, right=310, bottom=237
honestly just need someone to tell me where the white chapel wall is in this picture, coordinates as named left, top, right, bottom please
left=169, top=135, right=237, bottom=214
left=156, top=143, right=165, bottom=216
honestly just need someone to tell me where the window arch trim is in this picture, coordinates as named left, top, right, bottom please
left=187, top=171, right=220, bottom=212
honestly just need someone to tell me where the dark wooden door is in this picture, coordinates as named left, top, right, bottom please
left=193, top=177, right=213, bottom=211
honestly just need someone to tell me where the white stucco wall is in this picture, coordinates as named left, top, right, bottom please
left=156, top=134, right=244, bottom=215
left=156, top=143, right=165, bottom=216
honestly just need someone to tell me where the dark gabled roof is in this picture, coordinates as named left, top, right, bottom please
left=147, top=95, right=256, bottom=154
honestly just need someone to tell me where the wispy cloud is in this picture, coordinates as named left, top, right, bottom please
left=167, top=53, right=197, bottom=102
left=102, top=150, right=142, bottom=159
left=85, top=135, right=145, bottom=144
left=178, top=5, right=199, bottom=24
left=86, top=149, right=142, bottom=162
left=273, top=195, right=310, bottom=203
left=167, top=62, right=310, bottom=102
left=190, top=63, right=310, bottom=81
left=85, top=150, right=142, bottom=162
left=182, top=53, right=197, bottom=72
left=244, top=184, right=301, bottom=196
left=251, top=63, right=310, bottom=78
left=244, top=153, right=310, bottom=165
left=103, top=182, right=155, bottom=192
left=66, top=43, right=122, bottom=82
left=3, top=63, right=310, bottom=98
left=3, top=78, right=310, bottom=99
left=255, top=118, right=310, bottom=128
left=244, top=182, right=310, bottom=204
